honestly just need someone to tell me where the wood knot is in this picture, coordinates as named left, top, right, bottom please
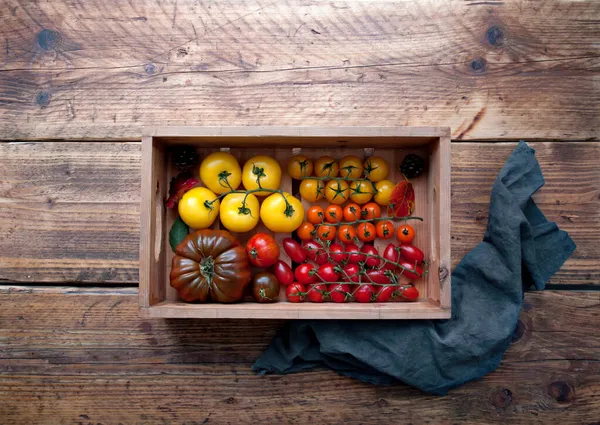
left=548, top=381, right=575, bottom=403
left=144, top=63, right=156, bottom=75
left=487, top=26, right=505, bottom=47
left=439, top=267, right=449, bottom=283
left=36, top=29, right=61, bottom=51
left=491, top=388, right=513, bottom=408
left=470, top=58, right=487, bottom=73
left=512, top=319, right=525, bottom=342
left=225, top=397, right=236, bottom=404
left=35, top=91, right=51, bottom=108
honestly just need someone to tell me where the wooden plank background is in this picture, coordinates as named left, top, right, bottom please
left=0, top=0, right=599, bottom=423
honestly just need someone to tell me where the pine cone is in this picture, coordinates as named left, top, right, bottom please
left=400, top=154, right=425, bottom=179
left=173, top=147, right=199, bottom=171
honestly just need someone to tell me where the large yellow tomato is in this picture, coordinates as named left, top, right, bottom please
left=288, top=155, right=313, bottom=180
left=178, top=187, right=220, bottom=229
left=260, top=192, right=304, bottom=233
left=243, top=155, right=282, bottom=196
left=338, top=155, right=364, bottom=179
left=363, top=156, right=389, bottom=182
left=349, top=179, right=374, bottom=205
left=324, top=180, right=350, bottom=205
left=374, top=179, right=394, bottom=206
left=314, top=156, right=339, bottom=178
left=219, top=193, right=260, bottom=233
left=199, top=152, right=242, bottom=194
left=299, top=179, right=325, bottom=202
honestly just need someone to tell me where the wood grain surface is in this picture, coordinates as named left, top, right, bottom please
left=0, top=286, right=598, bottom=424
left=1, top=0, right=599, bottom=140
left=2, top=141, right=597, bottom=285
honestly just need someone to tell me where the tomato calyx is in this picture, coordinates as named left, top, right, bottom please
left=251, top=163, right=267, bottom=186
left=320, top=160, right=336, bottom=175
left=199, top=256, right=215, bottom=283
left=218, top=170, right=234, bottom=191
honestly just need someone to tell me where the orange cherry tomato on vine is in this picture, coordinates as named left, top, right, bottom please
left=343, top=203, right=361, bottom=223
left=307, top=205, right=325, bottom=224
left=337, top=225, right=357, bottom=243
left=324, top=180, right=350, bottom=205
left=317, top=224, right=336, bottom=241
left=376, top=220, right=394, bottom=240
left=296, top=222, right=315, bottom=241
left=397, top=224, right=415, bottom=244
left=361, top=202, right=381, bottom=220
left=325, top=204, right=343, bottom=223
left=357, top=222, right=376, bottom=242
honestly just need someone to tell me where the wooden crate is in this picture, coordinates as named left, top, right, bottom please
left=140, top=127, right=451, bottom=319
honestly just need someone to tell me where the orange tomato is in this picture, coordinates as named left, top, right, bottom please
left=324, top=180, right=350, bottom=205
left=325, top=204, right=343, bottom=223
left=338, top=225, right=357, bottom=243
left=314, top=156, right=339, bottom=178
left=307, top=205, right=325, bottom=224
left=357, top=222, right=376, bottom=242
left=361, top=202, right=381, bottom=220
left=376, top=220, right=394, bottom=240
left=343, top=203, right=361, bottom=223
left=317, top=224, right=336, bottom=241
left=397, top=224, right=415, bottom=244
left=297, top=222, right=316, bottom=241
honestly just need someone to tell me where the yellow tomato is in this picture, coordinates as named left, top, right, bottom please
left=338, top=155, right=364, bottom=179
left=287, top=155, right=313, bottom=180
left=324, top=180, right=350, bottom=205
left=242, top=155, right=282, bottom=196
left=178, top=187, right=220, bottom=229
left=349, top=179, right=374, bottom=205
left=314, top=156, right=339, bottom=178
left=374, top=179, right=395, bottom=206
left=299, top=179, right=325, bottom=202
left=219, top=193, right=259, bottom=233
left=199, top=152, right=242, bottom=194
left=260, top=192, right=304, bottom=233
left=363, top=156, right=389, bottom=182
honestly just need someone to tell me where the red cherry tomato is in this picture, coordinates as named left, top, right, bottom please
left=272, top=260, right=294, bottom=286
left=246, top=233, right=280, bottom=268
left=294, top=263, right=317, bottom=285
left=283, top=238, right=307, bottom=263
left=307, top=283, right=328, bottom=303
left=303, top=240, right=328, bottom=265
left=286, top=283, right=306, bottom=303
left=342, top=263, right=361, bottom=283
left=397, top=224, right=415, bottom=244
left=360, top=244, right=380, bottom=268
left=399, top=244, right=424, bottom=263
left=366, top=269, right=391, bottom=285
left=329, top=243, right=348, bottom=263
left=400, top=285, right=419, bottom=301
left=376, top=220, right=394, bottom=240
left=317, top=224, right=336, bottom=241
left=317, top=263, right=339, bottom=283
left=361, top=202, right=381, bottom=220
left=399, top=261, right=423, bottom=280
left=345, top=243, right=366, bottom=264
left=354, top=284, right=375, bottom=303
left=375, top=285, right=398, bottom=302
left=381, top=243, right=400, bottom=271
left=343, top=203, right=361, bottom=222
left=329, top=283, right=351, bottom=303
left=357, top=222, right=376, bottom=242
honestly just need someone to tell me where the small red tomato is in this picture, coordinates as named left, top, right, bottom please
left=400, top=285, right=419, bottom=301
left=399, top=261, right=423, bottom=280
left=283, top=238, right=307, bottom=263
left=345, top=243, right=366, bottom=264
left=375, top=285, right=398, bottom=302
left=317, top=224, right=336, bottom=241
left=381, top=243, right=400, bottom=271
left=337, top=225, right=357, bottom=244
left=354, top=284, right=375, bottom=303
left=272, top=260, right=294, bottom=286
left=246, top=233, right=280, bottom=268
left=376, top=220, right=394, bottom=240
left=296, top=222, right=315, bottom=241
left=342, top=263, right=360, bottom=283
left=397, top=224, right=415, bottom=244
left=294, top=263, right=317, bottom=285
left=329, top=243, right=348, bottom=263
left=366, top=269, right=392, bottom=285
left=329, top=283, right=350, bottom=303
left=360, top=244, right=380, bottom=268
left=357, top=222, right=376, bottom=242
left=303, top=240, right=328, bottom=265
left=343, top=203, right=361, bottom=222
left=399, top=244, right=425, bottom=263
left=318, top=263, right=339, bottom=283
left=286, top=283, right=306, bottom=303
left=307, top=283, right=328, bottom=303
left=361, top=202, right=381, bottom=220
left=325, top=204, right=344, bottom=223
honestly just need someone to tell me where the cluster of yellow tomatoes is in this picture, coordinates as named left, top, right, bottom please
left=288, top=154, right=395, bottom=206
left=178, top=152, right=304, bottom=233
